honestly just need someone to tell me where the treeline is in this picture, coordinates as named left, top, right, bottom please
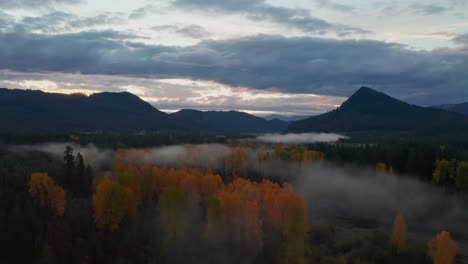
left=0, top=132, right=241, bottom=148
left=432, top=159, right=468, bottom=191
left=309, top=140, right=468, bottom=182
left=0, top=144, right=459, bottom=263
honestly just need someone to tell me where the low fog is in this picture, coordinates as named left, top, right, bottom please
left=255, top=133, right=347, bottom=143
left=11, top=141, right=468, bottom=252
left=295, top=163, right=468, bottom=236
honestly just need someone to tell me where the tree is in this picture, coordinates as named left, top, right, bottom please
left=455, top=162, right=468, bottom=192
left=433, top=159, right=456, bottom=186
left=93, top=178, right=136, bottom=231
left=158, top=187, right=188, bottom=240
left=390, top=214, right=407, bottom=253
left=376, top=162, right=387, bottom=173
left=73, top=152, right=86, bottom=194
left=64, top=145, right=75, bottom=190
left=204, top=196, right=224, bottom=244
left=428, top=231, right=456, bottom=264
left=282, top=204, right=307, bottom=264
left=28, top=173, right=66, bottom=217
left=224, top=148, right=248, bottom=181
left=85, top=164, right=94, bottom=194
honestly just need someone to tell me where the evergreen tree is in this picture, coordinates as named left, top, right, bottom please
left=64, top=145, right=75, bottom=191
left=75, top=153, right=85, bottom=194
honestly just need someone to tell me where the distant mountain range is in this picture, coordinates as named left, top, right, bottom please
left=286, top=87, right=468, bottom=135
left=432, top=102, right=468, bottom=116
left=171, top=109, right=287, bottom=133
left=4, top=87, right=468, bottom=136
left=262, top=114, right=312, bottom=122
left=0, top=88, right=286, bottom=134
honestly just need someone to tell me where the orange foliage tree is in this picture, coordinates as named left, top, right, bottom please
left=283, top=203, right=307, bottom=264
left=224, top=148, right=248, bottom=180
left=205, top=196, right=224, bottom=244
left=96, top=160, right=308, bottom=262
left=376, top=162, right=387, bottom=173
left=158, top=187, right=189, bottom=240
left=93, top=178, right=136, bottom=231
left=390, top=214, right=407, bottom=253
left=28, top=173, right=66, bottom=217
left=428, top=231, right=457, bottom=264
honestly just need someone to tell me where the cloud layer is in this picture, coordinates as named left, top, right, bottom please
left=0, top=29, right=467, bottom=104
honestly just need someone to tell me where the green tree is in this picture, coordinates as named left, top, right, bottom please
left=282, top=204, right=307, bottom=264
left=433, top=159, right=456, bottom=186
left=158, top=187, right=188, bottom=240
left=456, top=162, right=468, bottom=192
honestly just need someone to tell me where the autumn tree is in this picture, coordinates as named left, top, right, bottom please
left=376, top=162, right=387, bottom=173
left=224, top=148, right=248, bottom=180
left=282, top=203, right=307, bottom=264
left=390, top=214, right=407, bottom=253
left=93, top=178, right=136, bottom=231
left=302, top=150, right=324, bottom=162
left=158, top=187, right=188, bottom=240
left=433, top=159, right=456, bottom=186
left=29, top=172, right=66, bottom=217
left=216, top=188, right=263, bottom=259
left=428, top=231, right=456, bottom=264
left=204, top=196, right=224, bottom=244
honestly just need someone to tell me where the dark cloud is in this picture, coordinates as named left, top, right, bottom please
left=0, top=0, right=81, bottom=9
left=128, top=4, right=163, bottom=19
left=175, top=25, right=212, bottom=39
left=13, top=11, right=125, bottom=33
left=409, top=3, right=447, bottom=15
left=172, top=0, right=369, bottom=35
left=380, top=2, right=454, bottom=16
left=151, top=24, right=212, bottom=39
left=151, top=25, right=179, bottom=31
left=454, top=33, right=468, bottom=45
left=0, top=11, right=15, bottom=30
left=0, top=29, right=467, bottom=105
left=314, top=0, right=354, bottom=12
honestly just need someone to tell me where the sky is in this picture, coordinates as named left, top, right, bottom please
left=0, top=0, right=467, bottom=116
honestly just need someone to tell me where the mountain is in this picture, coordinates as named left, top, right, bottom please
left=262, top=114, right=312, bottom=122
left=171, top=109, right=288, bottom=134
left=0, top=88, right=183, bottom=132
left=287, top=87, right=468, bottom=134
left=433, top=102, right=468, bottom=116
left=0, top=88, right=286, bottom=134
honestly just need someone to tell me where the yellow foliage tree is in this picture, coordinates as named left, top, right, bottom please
left=376, top=162, right=387, bottom=173
left=93, top=178, right=136, bottom=231
left=28, top=173, right=66, bottom=217
left=224, top=148, right=248, bottom=180
left=158, top=187, right=188, bottom=240
left=390, top=214, right=407, bottom=253
left=282, top=204, right=307, bottom=264
left=428, top=231, right=457, bottom=264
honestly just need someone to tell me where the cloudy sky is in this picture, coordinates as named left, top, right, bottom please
left=0, top=0, right=467, bottom=116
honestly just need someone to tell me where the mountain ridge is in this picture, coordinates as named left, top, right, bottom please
left=0, top=88, right=286, bottom=134
left=432, top=102, right=468, bottom=116
left=286, top=87, right=468, bottom=134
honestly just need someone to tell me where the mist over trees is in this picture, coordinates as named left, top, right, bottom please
left=1, top=139, right=466, bottom=263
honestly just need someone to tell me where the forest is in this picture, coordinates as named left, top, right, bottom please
left=0, top=135, right=464, bottom=264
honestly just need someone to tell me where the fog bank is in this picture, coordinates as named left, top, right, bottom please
left=256, top=133, right=346, bottom=143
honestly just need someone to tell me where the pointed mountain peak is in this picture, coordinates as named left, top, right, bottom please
left=340, top=86, right=407, bottom=112
left=349, top=86, right=388, bottom=99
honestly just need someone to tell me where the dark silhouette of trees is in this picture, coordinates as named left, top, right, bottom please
left=64, top=145, right=75, bottom=191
